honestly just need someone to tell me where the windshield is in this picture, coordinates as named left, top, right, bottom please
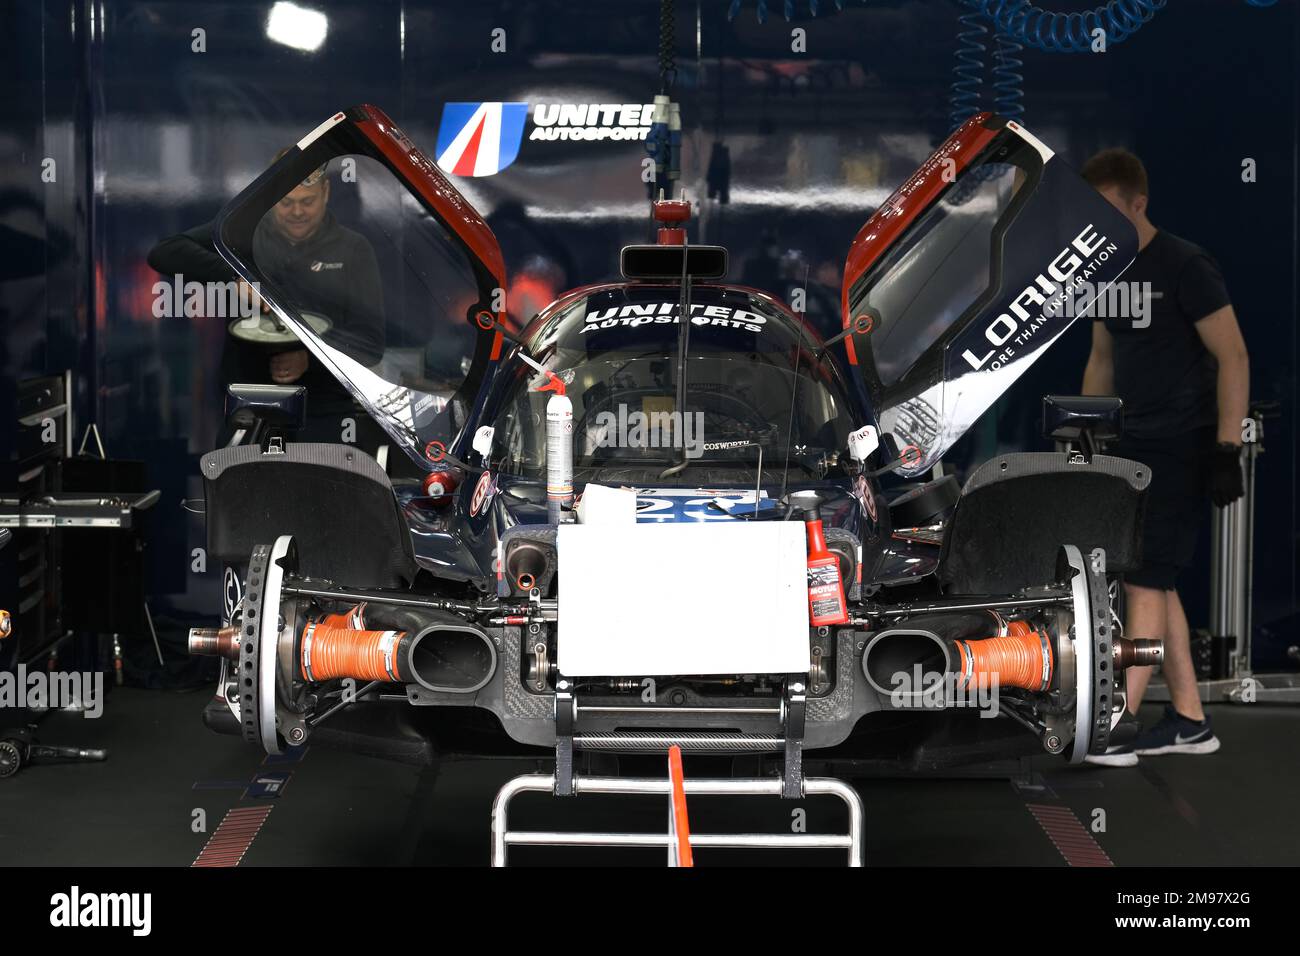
left=489, top=286, right=862, bottom=480
left=838, top=117, right=1136, bottom=477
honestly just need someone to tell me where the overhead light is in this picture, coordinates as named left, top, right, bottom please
left=266, top=2, right=328, bottom=52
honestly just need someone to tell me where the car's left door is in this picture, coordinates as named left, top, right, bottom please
left=213, top=105, right=509, bottom=471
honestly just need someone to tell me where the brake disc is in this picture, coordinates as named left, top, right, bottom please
left=237, top=536, right=298, bottom=754
left=1083, top=547, right=1115, bottom=757
left=1061, top=544, right=1115, bottom=761
left=237, top=545, right=271, bottom=745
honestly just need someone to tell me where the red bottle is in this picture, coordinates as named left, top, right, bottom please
left=802, top=503, right=849, bottom=627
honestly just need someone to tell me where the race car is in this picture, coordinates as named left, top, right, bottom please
left=189, top=105, right=1161, bottom=824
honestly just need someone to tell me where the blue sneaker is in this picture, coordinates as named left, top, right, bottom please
left=1134, top=704, right=1220, bottom=756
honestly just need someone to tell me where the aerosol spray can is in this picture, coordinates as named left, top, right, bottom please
left=801, top=501, right=848, bottom=627
left=544, top=387, right=573, bottom=523
left=520, top=354, right=573, bottom=523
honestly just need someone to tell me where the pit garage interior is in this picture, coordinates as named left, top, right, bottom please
left=3, top=0, right=1300, bottom=871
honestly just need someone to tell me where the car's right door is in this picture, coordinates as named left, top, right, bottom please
left=839, top=113, right=1139, bottom=476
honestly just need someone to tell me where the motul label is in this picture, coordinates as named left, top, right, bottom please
left=807, top=557, right=848, bottom=627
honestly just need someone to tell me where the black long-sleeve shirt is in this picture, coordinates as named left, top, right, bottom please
left=147, top=214, right=385, bottom=411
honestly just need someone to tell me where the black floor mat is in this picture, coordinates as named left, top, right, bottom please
left=1, top=690, right=1296, bottom=866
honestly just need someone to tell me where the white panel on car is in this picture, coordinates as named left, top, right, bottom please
left=576, top=483, right=637, bottom=526
left=556, top=521, right=811, bottom=676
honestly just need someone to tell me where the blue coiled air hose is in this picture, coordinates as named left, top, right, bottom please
left=727, top=0, right=1169, bottom=33
left=950, top=14, right=1023, bottom=133
left=961, top=0, right=1166, bottom=53
left=950, top=11, right=989, bottom=129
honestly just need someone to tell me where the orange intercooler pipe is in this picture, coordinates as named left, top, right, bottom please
left=952, top=620, right=1054, bottom=692
left=300, top=604, right=412, bottom=683
left=306, top=604, right=1056, bottom=693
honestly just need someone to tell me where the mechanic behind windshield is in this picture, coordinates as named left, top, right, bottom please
left=490, top=287, right=858, bottom=483
left=148, top=152, right=384, bottom=444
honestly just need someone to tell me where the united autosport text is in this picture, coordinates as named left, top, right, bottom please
left=529, top=103, right=655, bottom=142
left=583, top=302, right=767, bottom=333
left=961, top=223, right=1118, bottom=372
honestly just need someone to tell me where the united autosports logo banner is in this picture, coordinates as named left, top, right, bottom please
left=436, top=101, right=656, bottom=177
left=435, top=102, right=529, bottom=177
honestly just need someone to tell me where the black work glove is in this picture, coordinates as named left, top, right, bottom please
left=1210, top=442, right=1245, bottom=507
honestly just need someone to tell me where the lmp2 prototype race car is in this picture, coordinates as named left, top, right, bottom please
left=188, top=105, right=1162, bottom=863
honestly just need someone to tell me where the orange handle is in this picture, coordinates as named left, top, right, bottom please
left=668, top=745, right=693, bottom=867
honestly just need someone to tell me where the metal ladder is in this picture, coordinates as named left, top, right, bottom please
left=500, top=677, right=864, bottom=864
left=490, top=771, right=865, bottom=866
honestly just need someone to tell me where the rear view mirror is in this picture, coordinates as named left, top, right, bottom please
left=1042, top=394, right=1124, bottom=444
left=620, top=244, right=728, bottom=281
left=225, top=384, right=307, bottom=431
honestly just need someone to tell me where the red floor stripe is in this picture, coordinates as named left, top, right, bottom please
left=1026, top=803, right=1114, bottom=867
left=192, top=806, right=274, bottom=867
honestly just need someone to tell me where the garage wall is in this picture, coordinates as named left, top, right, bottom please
left=3, top=0, right=1295, bottom=660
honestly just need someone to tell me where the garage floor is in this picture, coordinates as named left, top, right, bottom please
left=1, top=688, right=1296, bottom=867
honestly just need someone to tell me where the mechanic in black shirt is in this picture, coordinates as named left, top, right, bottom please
left=148, top=157, right=385, bottom=445
left=1079, top=149, right=1249, bottom=765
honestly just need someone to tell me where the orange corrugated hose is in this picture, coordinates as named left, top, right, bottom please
left=953, top=619, right=1054, bottom=692
left=300, top=602, right=407, bottom=682
left=315, top=603, right=367, bottom=631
